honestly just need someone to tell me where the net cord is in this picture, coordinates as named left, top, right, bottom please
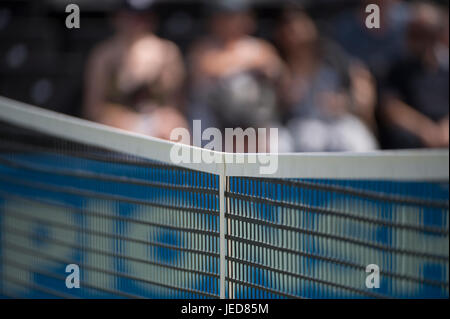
left=0, top=96, right=448, bottom=180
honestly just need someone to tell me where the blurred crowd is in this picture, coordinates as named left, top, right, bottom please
left=2, top=0, right=449, bottom=152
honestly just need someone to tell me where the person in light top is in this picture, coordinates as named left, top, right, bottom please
left=83, top=0, right=187, bottom=140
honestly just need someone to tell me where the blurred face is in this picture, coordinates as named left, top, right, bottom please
left=440, top=14, right=449, bottom=47
left=407, top=3, right=445, bottom=57
left=407, top=22, right=438, bottom=56
left=211, top=12, right=254, bottom=41
left=278, top=13, right=318, bottom=51
left=114, top=10, right=153, bottom=36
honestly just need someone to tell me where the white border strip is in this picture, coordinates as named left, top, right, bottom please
left=224, top=151, right=449, bottom=180
left=0, top=96, right=224, bottom=176
left=0, top=96, right=448, bottom=180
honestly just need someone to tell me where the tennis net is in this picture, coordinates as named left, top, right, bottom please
left=0, top=96, right=448, bottom=299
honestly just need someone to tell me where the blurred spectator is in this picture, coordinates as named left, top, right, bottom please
left=277, top=10, right=378, bottom=152
left=187, top=1, right=292, bottom=152
left=332, top=0, right=411, bottom=81
left=4, top=0, right=447, bottom=152
left=83, top=0, right=187, bottom=140
left=380, top=2, right=449, bottom=149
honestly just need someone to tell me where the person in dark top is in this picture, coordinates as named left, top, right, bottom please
left=380, top=2, right=449, bottom=149
left=331, top=0, right=411, bottom=81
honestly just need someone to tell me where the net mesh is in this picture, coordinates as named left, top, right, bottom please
left=225, top=176, right=449, bottom=298
left=0, top=104, right=448, bottom=299
left=0, top=121, right=221, bottom=299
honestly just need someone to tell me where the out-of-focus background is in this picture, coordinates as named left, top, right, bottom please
left=0, top=0, right=448, bottom=152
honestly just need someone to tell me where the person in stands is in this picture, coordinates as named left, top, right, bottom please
left=83, top=0, right=187, bottom=140
left=380, top=2, right=449, bottom=149
left=187, top=1, right=291, bottom=152
left=277, top=10, right=378, bottom=152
